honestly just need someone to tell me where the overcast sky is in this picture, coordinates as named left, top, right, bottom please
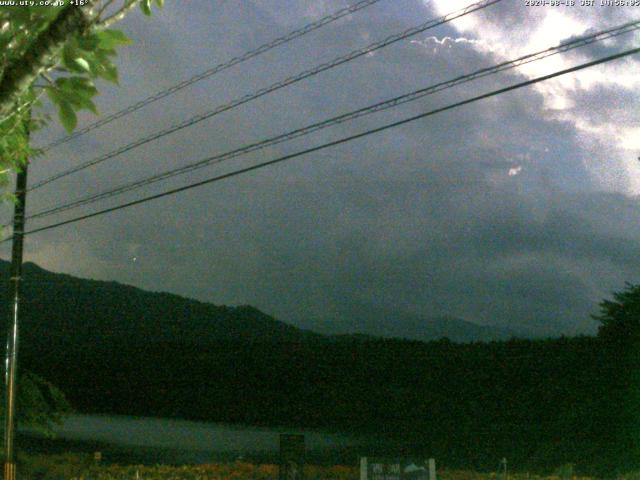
left=3, top=0, right=639, bottom=337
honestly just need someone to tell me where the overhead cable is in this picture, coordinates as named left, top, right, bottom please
left=14, top=46, right=639, bottom=239
left=38, top=0, right=388, bottom=153
left=27, top=19, right=640, bottom=221
left=29, top=0, right=503, bottom=191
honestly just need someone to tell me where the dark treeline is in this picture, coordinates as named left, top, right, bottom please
left=19, top=336, right=633, bottom=474
left=1, top=262, right=638, bottom=474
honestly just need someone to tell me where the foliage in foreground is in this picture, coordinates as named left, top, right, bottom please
left=0, top=1, right=163, bottom=194
left=0, top=371, right=72, bottom=437
left=6, top=263, right=637, bottom=474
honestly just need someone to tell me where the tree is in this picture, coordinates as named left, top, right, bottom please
left=0, top=0, right=163, bottom=192
left=2, top=372, right=71, bottom=436
left=0, top=0, right=163, bottom=433
left=593, top=282, right=640, bottom=345
left=593, top=283, right=640, bottom=469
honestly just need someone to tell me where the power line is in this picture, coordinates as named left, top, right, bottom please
left=29, top=0, right=503, bottom=191
left=25, top=19, right=640, bottom=221
left=12, top=45, right=639, bottom=240
left=37, top=0, right=387, bottom=153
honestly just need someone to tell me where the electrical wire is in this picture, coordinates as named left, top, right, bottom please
left=38, top=0, right=388, bottom=153
left=29, top=0, right=503, bottom=191
left=10, top=45, right=638, bottom=240
left=26, top=19, right=640, bottom=221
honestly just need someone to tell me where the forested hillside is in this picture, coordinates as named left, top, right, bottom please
left=0, top=261, right=635, bottom=474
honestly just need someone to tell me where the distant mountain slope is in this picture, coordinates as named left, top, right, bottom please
left=368, top=313, right=520, bottom=342
left=300, top=306, right=524, bottom=343
left=0, top=261, right=626, bottom=473
left=0, top=260, right=320, bottom=348
left=0, top=260, right=524, bottom=346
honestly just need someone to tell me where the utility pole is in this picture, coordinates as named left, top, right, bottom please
left=3, top=146, right=29, bottom=480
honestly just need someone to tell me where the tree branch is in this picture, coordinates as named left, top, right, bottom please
left=97, top=0, right=141, bottom=29
left=95, top=0, right=118, bottom=20
left=0, top=2, right=99, bottom=121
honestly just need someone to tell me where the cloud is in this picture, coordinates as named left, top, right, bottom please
left=4, top=0, right=639, bottom=341
left=428, top=0, right=640, bottom=194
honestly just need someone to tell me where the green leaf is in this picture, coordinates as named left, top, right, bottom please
left=154, top=0, right=164, bottom=7
left=67, top=92, right=98, bottom=114
left=76, top=34, right=99, bottom=51
left=29, top=5, right=62, bottom=20
left=47, top=78, right=98, bottom=127
left=140, top=0, right=152, bottom=16
left=97, top=63, right=119, bottom=84
left=45, top=85, right=62, bottom=106
left=62, top=76, right=97, bottom=95
left=5, top=8, right=33, bottom=25
left=95, top=29, right=132, bottom=50
left=55, top=77, right=98, bottom=101
left=62, top=44, right=81, bottom=72
left=73, top=57, right=91, bottom=72
left=58, top=101, right=77, bottom=133
left=81, top=49, right=120, bottom=84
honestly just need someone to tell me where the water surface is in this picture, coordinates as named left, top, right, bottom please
left=30, top=414, right=369, bottom=464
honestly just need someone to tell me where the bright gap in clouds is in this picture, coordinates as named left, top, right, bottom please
left=425, top=0, right=640, bottom=194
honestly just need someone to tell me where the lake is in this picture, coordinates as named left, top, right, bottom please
left=23, top=414, right=372, bottom=465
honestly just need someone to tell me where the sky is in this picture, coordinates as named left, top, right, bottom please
left=2, top=0, right=639, bottom=337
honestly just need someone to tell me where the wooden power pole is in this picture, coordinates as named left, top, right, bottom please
left=3, top=158, right=28, bottom=480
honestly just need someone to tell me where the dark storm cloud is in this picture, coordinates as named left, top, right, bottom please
left=563, top=82, right=639, bottom=126
left=561, top=29, right=640, bottom=61
left=5, top=0, right=639, bottom=339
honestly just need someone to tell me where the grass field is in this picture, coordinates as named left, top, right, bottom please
left=18, top=454, right=604, bottom=480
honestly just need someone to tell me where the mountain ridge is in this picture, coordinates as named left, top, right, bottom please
left=0, top=261, right=626, bottom=473
left=1, top=259, right=524, bottom=344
